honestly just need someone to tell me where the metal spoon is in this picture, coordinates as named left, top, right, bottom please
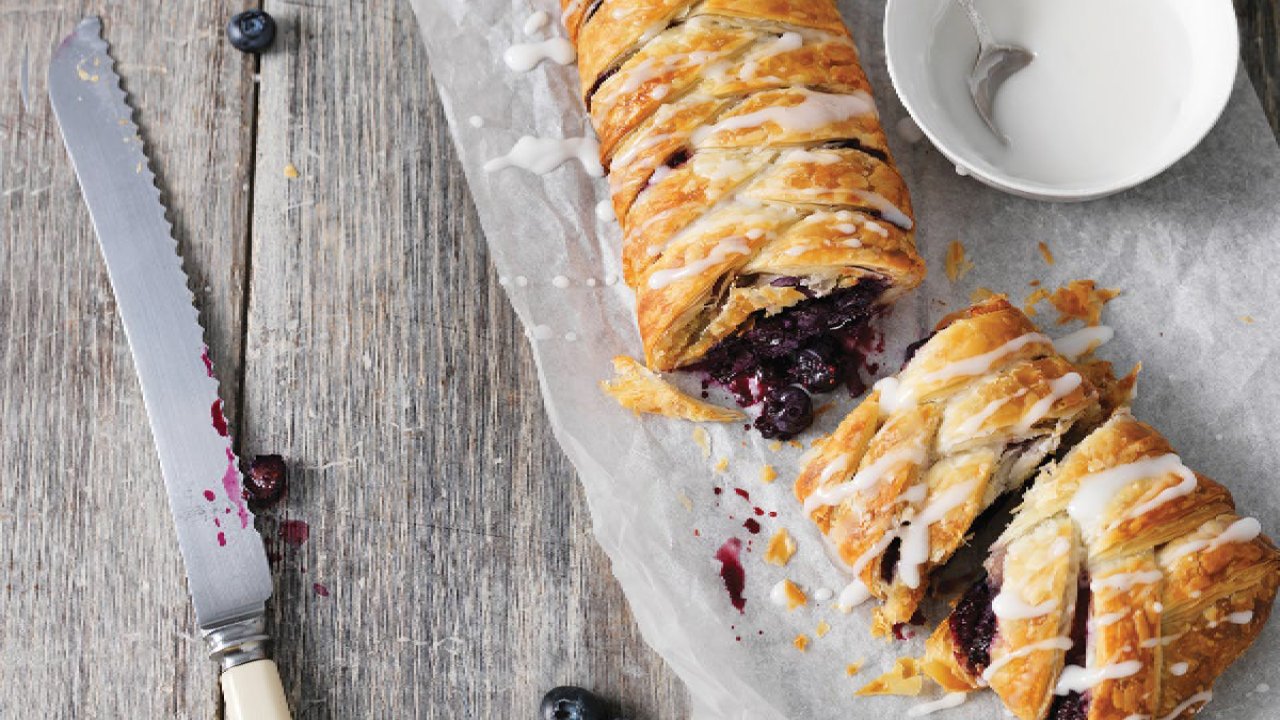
left=956, top=0, right=1033, bottom=144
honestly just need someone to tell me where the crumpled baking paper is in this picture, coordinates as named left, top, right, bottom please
left=408, top=1, right=1280, bottom=716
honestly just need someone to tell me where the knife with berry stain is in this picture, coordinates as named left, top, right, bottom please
left=48, top=17, right=290, bottom=720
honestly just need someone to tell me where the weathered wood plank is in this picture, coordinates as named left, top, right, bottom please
left=244, top=0, right=689, bottom=716
left=0, top=3, right=256, bottom=719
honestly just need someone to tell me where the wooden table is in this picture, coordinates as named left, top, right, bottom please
left=1, top=2, right=1275, bottom=717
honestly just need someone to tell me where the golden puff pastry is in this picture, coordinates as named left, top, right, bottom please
left=924, top=411, right=1280, bottom=720
left=560, top=0, right=924, bottom=434
left=795, top=297, right=1104, bottom=637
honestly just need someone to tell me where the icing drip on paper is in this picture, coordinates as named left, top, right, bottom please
left=503, top=37, right=576, bottom=72
left=484, top=135, right=604, bottom=177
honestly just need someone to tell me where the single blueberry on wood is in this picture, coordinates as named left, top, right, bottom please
left=244, top=454, right=287, bottom=507
left=227, top=10, right=277, bottom=53
left=540, top=686, right=612, bottom=720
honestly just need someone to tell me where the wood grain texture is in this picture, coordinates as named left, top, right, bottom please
left=0, top=2, right=255, bottom=719
left=0, top=0, right=1275, bottom=718
left=244, top=0, right=688, bottom=717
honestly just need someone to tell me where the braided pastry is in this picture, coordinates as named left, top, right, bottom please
left=561, top=0, right=925, bottom=433
left=923, top=411, right=1280, bottom=720
left=795, top=297, right=1106, bottom=636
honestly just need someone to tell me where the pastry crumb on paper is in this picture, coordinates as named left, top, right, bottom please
left=970, top=286, right=998, bottom=304
left=601, top=356, right=744, bottom=422
left=692, top=427, right=711, bottom=457
left=676, top=491, right=693, bottom=512
left=713, top=457, right=729, bottom=473
left=846, top=661, right=865, bottom=677
left=856, top=657, right=925, bottom=697
left=764, top=528, right=797, bottom=566
left=781, top=579, right=807, bottom=610
left=1037, top=241, right=1055, bottom=265
left=767, top=440, right=783, bottom=453
left=760, top=464, right=777, bottom=484
left=1024, top=279, right=1120, bottom=326
left=815, top=620, right=831, bottom=638
left=283, top=162, right=300, bottom=179
left=1241, top=315, right=1256, bottom=324
left=793, top=634, right=810, bottom=652
left=944, top=240, right=974, bottom=282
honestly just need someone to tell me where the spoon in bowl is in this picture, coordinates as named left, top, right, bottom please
left=956, top=0, right=1034, bottom=144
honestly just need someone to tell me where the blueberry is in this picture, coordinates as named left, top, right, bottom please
left=540, top=686, right=611, bottom=720
left=754, top=385, right=813, bottom=438
left=789, top=348, right=840, bottom=393
left=227, top=10, right=277, bottom=53
left=244, top=454, right=287, bottom=508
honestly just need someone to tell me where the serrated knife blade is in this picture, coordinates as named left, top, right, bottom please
left=49, top=17, right=290, bottom=718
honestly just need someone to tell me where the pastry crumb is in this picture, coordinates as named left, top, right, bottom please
left=714, top=456, right=729, bottom=473
left=767, top=440, right=783, bottom=452
left=1025, top=280, right=1120, bottom=326
left=856, top=657, right=925, bottom=697
left=676, top=492, right=693, bottom=512
left=1029, top=279, right=1041, bottom=287
left=764, top=529, right=797, bottom=566
left=786, top=440, right=803, bottom=449
left=846, top=661, right=864, bottom=677
left=970, top=286, right=998, bottom=304
left=782, top=579, right=807, bottom=610
left=944, top=240, right=974, bottom=282
left=793, top=634, right=810, bottom=652
left=283, top=163, right=300, bottom=179
left=601, top=356, right=745, bottom=422
left=1241, top=315, right=1256, bottom=324
left=813, top=401, right=835, bottom=419
left=1037, top=241, right=1055, bottom=265
left=815, top=620, right=831, bottom=638
left=692, top=427, right=711, bottom=457
left=760, top=464, right=778, bottom=484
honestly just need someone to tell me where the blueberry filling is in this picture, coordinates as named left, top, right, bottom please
left=688, top=277, right=887, bottom=438
left=950, top=571, right=1000, bottom=672
left=582, top=0, right=605, bottom=23
left=901, top=331, right=936, bottom=368
left=819, top=138, right=890, bottom=163
left=881, top=537, right=902, bottom=583
left=1050, top=571, right=1093, bottom=720
left=664, top=147, right=691, bottom=169
left=585, top=65, right=620, bottom=112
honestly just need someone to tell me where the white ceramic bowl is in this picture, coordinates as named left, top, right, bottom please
left=883, top=0, right=1239, bottom=201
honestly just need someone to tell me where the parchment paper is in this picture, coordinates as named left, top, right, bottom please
left=408, top=2, right=1280, bottom=717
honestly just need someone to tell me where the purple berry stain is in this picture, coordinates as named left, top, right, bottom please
left=221, top=447, right=251, bottom=530
left=313, top=583, right=330, bottom=597
left=217, top=532, right=227, bottom=547
left=743, top=518, right=761, bottom=534
left=715, top=538, right=747, bottom=613
left=202, top=489, right=216, bottom=501
left=279, top=519, right=310, bottom=547
left=211, top=399, right=229, bottom=437
left=201, top=347, right=215, bottom=377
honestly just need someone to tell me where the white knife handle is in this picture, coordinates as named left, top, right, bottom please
left=222, top=659, right=292, bottom=720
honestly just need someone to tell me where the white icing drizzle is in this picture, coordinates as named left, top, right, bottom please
left=898, top=480, right=980, bottom=589
left=739, top=32, right=804, bottom=80
left=692, top=89, right=876, bottom=144
left=981, top=637, right=1074, bottom=683
left=603, top=51, right=719, bottom=107
left=921, top=333, right=1052, bottom=385
left=802, top=442, right=928, bottom=513
left=595, top=199, right=616, bottom=222
left=1053, top=325, right=1115, bottom=360
left=1089, top=611, right=1129, bottom=631
left=1068, top=454, right=1196, bottom=537
left=502, top=37, right=576, bottom=72
left=1091, top=569, right=1164, bottom=592
left=907, top=692, right=968, bottom=717
left=468, top=115, right=485, bottom=128
left=770, top=580, right=793, bottom=606
left=1014, top=372, right=1082, bottom=433
left=834, top=530, right=901, bottom=611
left=551, top=275, right=570, bottom=288
left=484, top=135, right=604, bottom=177
left=1162, top=517, right=1263, bottom=564
left=874, top=376, right=916, bottom=415
left=1170, top=662, right=1190, bottom=676
left=850, top=189, right=914, bottom=230
left=1155, top=691, right=1212, bottom=720
left=785, top=148, right=843, bottom=165
left=1227, top=610, right=1254, bottom=624
left=838, top=578, right=871, bottom=610
left=1053, top=660, right=1142, bottom=695
left=646, top=236, right=751, bottom=290
left=954, top=393, right=1022, bottom=438
left=864, top=220, right=890, bottom=237
left=813, top=587, right=834, bottom=602
left=523, top=10, right=549, bottom=36
left=1139, top=633, right=1183, bottom=649
left=992, top=588, right=1059, bottom=621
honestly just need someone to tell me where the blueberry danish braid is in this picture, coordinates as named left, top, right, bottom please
left=795, top=297, right=1105, bottom=637
left=560, top=0, right=925, bottom=403
left=923, top=412, right=1280, bottom=720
